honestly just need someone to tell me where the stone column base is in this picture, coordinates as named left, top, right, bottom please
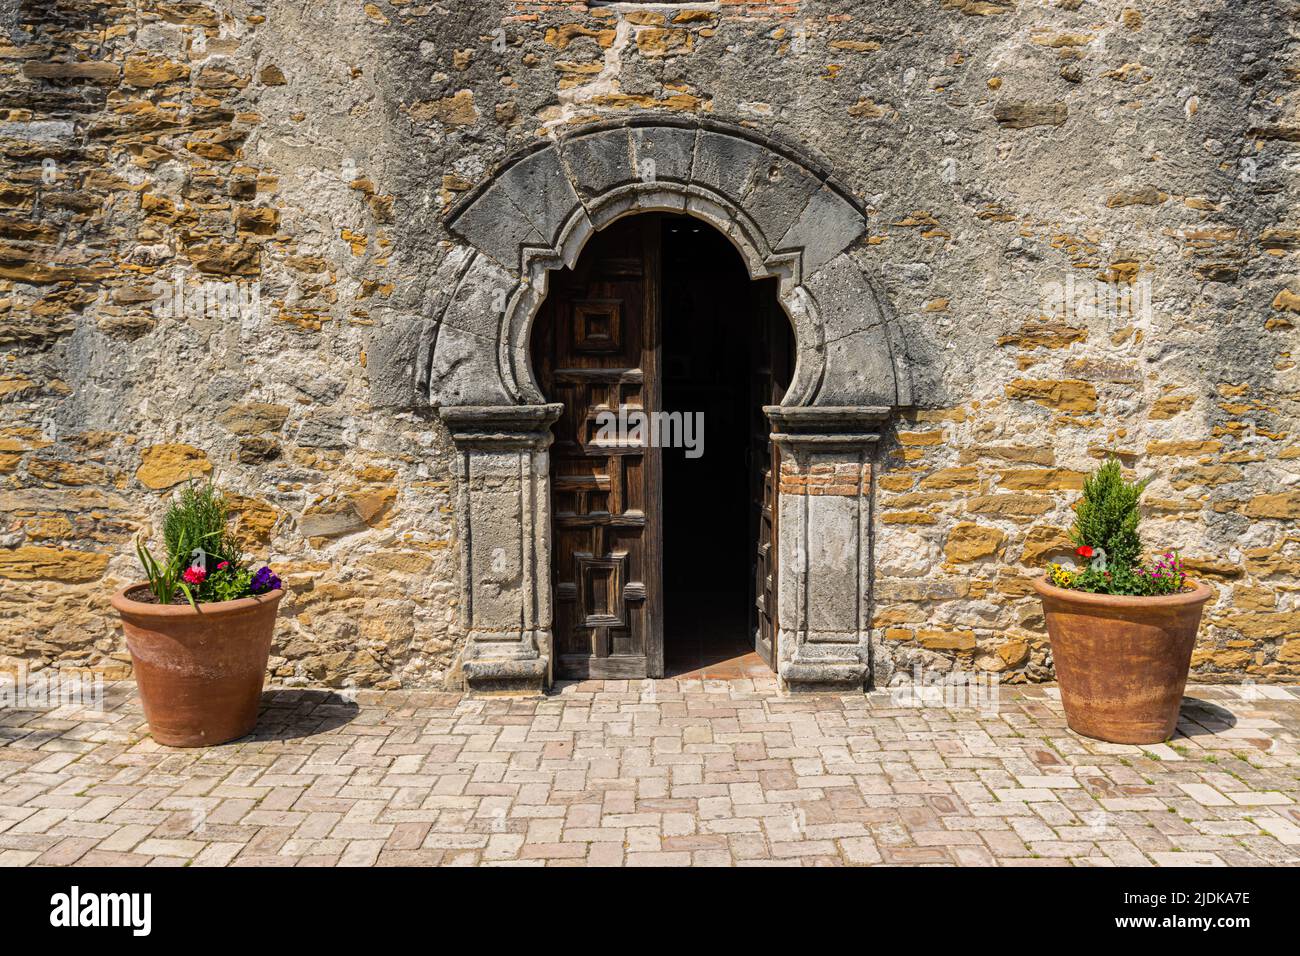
left=779, top=659, right=871, bottom=694
left=462, top=657, right=549, bottom=695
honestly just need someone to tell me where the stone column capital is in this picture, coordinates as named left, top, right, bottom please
left=765, top=404, right=890, bottom=451
left=440, top=403, right=563, bottom=451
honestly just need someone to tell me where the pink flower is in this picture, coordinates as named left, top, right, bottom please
left=182, top=566, right=207, bottom=585
left=217, top=561, right=229, bottom=570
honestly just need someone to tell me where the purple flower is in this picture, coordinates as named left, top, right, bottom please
left=251, top=566, right=281, bottom=594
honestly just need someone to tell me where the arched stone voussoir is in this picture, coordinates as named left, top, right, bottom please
left=802, top=252, right=907, bottom=408
left=369, top=244, right=477, bottom=409
left=628, top=124, right=699, bottom=186
left=556, top=126, right=638, bottom=204
left=690, top=128, right=775, bottom=205
left=484, top=145, right=587, bottom=256
left=367, top=312, right=429, bottom=409
left=427, top=252, right=519, bottom=407
left=774, top=184, right=868, bottom=280
left=446, top=174, right=547, bottom=272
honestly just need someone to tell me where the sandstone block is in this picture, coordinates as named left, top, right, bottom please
left=993, top=102, right=1067, bottom=128
left=0, top=546, right=109, bottom=583
left=1006, top=379, right=1098, bottom=414
left=219, top=403, right=289, bottom=436
left=136, top=445, right=211, bottom=490
left=944, top=523, right=1005, bottom=562
left=1244, top=491, right=1300, bottom=519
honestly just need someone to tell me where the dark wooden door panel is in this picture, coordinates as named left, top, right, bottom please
left=750, top=286, right=790, bottom=671
left=535, top=216, right=662, bottom=680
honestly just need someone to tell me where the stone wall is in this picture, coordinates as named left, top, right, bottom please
left=2, top=0, right=1297, bottom=689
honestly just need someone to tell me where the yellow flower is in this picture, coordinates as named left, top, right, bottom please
left=1047, top=562, right=1074, bottom=588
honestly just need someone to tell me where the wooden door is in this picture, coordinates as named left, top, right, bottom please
left=749, top=287, right=791, bottom=671
left=533, top=216, right=662, bottom=679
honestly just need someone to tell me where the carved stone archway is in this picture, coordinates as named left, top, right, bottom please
left=370, top=116, right=913, bottom=693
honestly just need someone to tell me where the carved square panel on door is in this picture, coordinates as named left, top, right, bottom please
left=573, top=299, right=621, bottom=353
left=578, top=551, right=628, bottom=629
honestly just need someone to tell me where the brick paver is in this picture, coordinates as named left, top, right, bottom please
left=1, top=678, right=1297, bottom=867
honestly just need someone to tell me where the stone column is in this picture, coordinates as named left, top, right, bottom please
left=440, top=404, right=563, bottom=694
left=766, top=406, right=889, bottom=693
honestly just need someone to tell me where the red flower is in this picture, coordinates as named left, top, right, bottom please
left=1076, top=545, right=1094, bottom=559
left=217, top=561, right=229, bottom=570
left=182, top=566, right=207, bottom=585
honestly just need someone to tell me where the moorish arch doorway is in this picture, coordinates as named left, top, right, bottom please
left=529, top=213, right=792, bottom=679
left=367, top=116, right=914, bottom=694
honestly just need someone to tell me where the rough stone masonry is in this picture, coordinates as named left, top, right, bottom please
left=0, top=1, right=1297, bottom=691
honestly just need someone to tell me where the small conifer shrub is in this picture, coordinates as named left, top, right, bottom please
left=1044, top=459, right=1188, bottom=597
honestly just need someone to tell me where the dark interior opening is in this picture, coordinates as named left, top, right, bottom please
left=660, top=215, right=792, bottom=677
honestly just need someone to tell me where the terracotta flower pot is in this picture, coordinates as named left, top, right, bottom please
left=112, top=584, right=286, bottom=748
left=1033, top=577, right=1213, bottom=744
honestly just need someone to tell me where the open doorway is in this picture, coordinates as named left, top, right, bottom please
left=532, top=213, right=792, bottom=681
left=660, top=216, right=790, bottom=677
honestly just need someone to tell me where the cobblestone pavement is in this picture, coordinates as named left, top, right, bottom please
left=1, top=678, right=1298, bottom=867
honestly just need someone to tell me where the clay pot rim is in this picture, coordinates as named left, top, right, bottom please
left=1032, top=576, right=1213, bottom=609
left=111, top=583, right=288, bottom=618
